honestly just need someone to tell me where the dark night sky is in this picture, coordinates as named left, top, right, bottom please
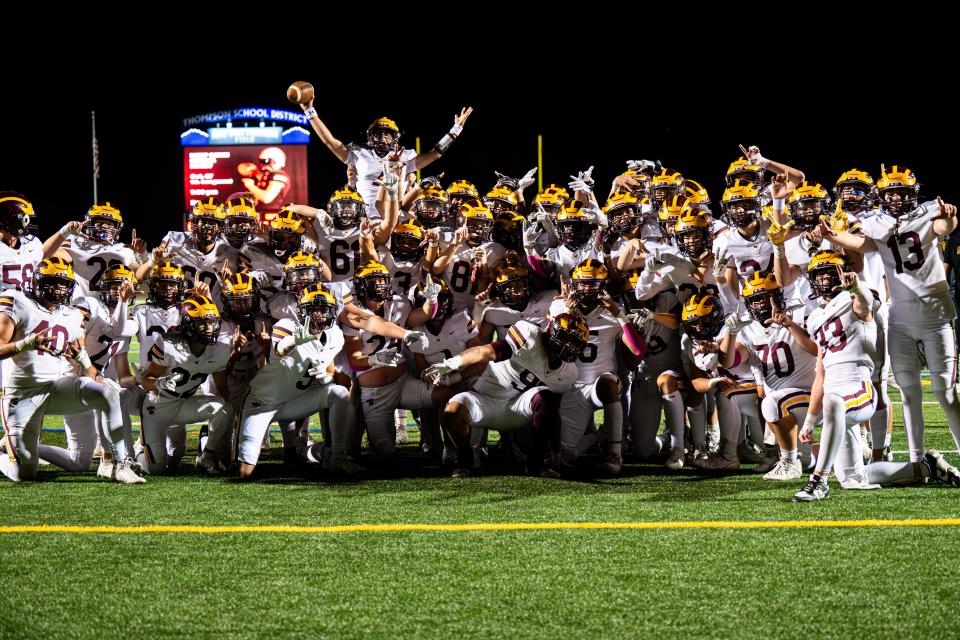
left=4, top=50, right=956, bottom=246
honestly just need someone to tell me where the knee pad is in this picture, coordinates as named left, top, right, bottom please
left=328, top=384, right=350, bottom=404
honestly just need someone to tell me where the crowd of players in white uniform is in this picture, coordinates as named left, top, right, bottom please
left=2, top=99, right=960, bottom=501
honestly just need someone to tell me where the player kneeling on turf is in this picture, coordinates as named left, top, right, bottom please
left=793, top=253, right=960, bottom=501
left=427, top=313, right=589, bottom=477
left=136, top=295, right=235, bottom=475
left=228, top=284, right=356, bottom=478
left=0, top=258, right=143, bottom=483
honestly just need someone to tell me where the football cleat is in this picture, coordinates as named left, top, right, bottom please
left=792, top=475, right=829, bottom=502
left=763, top=459, right=803, bottom=481
left=923, top=450, right=960, bottom=487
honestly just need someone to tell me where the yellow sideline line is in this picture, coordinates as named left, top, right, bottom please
left=2, top=519, right=960, bottom=534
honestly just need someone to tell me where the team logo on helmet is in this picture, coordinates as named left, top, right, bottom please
left=179, top=295, right=221, bottom=345
left=681, top=294, right=725, bottom=340
left=544, top=312, right=590, bottom=363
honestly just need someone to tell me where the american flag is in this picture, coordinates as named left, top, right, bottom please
left=92, top=112, right=100, bottom=180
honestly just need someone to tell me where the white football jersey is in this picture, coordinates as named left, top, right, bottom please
left=74, top=296, right=138, bottom=373
left=0, top=235, right=43, bottom=292
left=859, top=202, right=948, bottom=302
left=636, top=290, right=683, bottom=374
left=740, top=310, right=817, bottom=392
left=147, top=328, right=233, bottom=399
left=481, top=290, right=555, bottom=336
left=635, top=252, right=731, bottom=307
left=714, top=220, right=774, bottom=283
left=343, top=296, right=412, bottom=371
left=132, top=303, right=181, bottom=370
left=162, top=232, right=239, bottom=302
left=379, top=248, right=424, bottom=298
left=471, top=320, right=579, bottom=399
left=681, top=332, right=718, bottom=378
left=61, top=235, right=137, bottom=298
left=807, top=290, right=877, bottom=383
left=247, top=318, right=345, bottom=406
left=638, top=201, right=659, bottom=240
left=316, top=227, right=362, bottom=283
left=442, top=241, right=507, bottom=312
left=548, top=299, right=621, bottom=383
left=0, top=291, right=84, bottom=386
left=220, top=318, right=265, bottom=404
left=344, top=143, right=418, bottom=215
left=409, top=310, right=478, bottom=365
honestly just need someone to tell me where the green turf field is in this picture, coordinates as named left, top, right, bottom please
left=2, top=382, right=960, bottom=639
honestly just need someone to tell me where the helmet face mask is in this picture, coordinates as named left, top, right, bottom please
left=809, top=265, right=842, bottom=300
left=186, top=316, right=221, bottom=345
left=880, top=187, right=918, bottom=216
left=223, top=294, right=257, bottom=322
left=357, top=274, right=391, bottom=303
left=790, top=199, right=826, bottom=231
left=150, top=279, right=184, bottom=308
left=465, top=218, right=492, bottom=247
left=33, top=274, right=74, bottom=307
left=390, top=233, right=424, bottom=263
left=284, top=266, right=318, bottom=294
left=82, top=217, right=121, bottom=244
left=609, top=206, right=641, bottom=235
left=192, top=218, right=223, bottom=244
left=329, top=199, right=364, bottom=230
left=484, top=198, right=515, bottom=217
left=268, top=228, right=302, bottom=257
left=492, top=219, right=522, bottom=251
left=558, top=220, right=595, bottom=250
left=415, top=282, right=453, bottom=321
left=572, top=278, right=605, bottom=309
left=676, top=228, right=708, bottom=258
left=837, top=184, right=873, bottom=214
left=722, top=198, right=761, bottom=229
left=99, top=278, right=126, bottom=310
left=744, top=288, right=783, bottom=323
left=684, top=316, right=718, bottom=340
left=413, top=198, right=448, bottom=228
left=497, top=276, right=531, bottom=310
left=367, top=129, right=398, bottom=157
left=225, top=215, right=257, bottom=245
left=301, top=301, right=337, bottom=334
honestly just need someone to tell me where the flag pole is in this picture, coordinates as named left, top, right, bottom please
left=91, top=111, right=99, bottom=202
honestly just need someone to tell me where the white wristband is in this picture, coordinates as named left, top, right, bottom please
left=445, top=355, right=464, bottom=371
left=14, top=337, right=34, bottom=353
left=772, top=243, right=786, bottom=258
left=73, top=349, right=92, bottom=370
left=772, top=198, right=785, bottom=214
left=59, top=223, right=76, bottom=238
left=303, top=108, right=318, bottom=119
